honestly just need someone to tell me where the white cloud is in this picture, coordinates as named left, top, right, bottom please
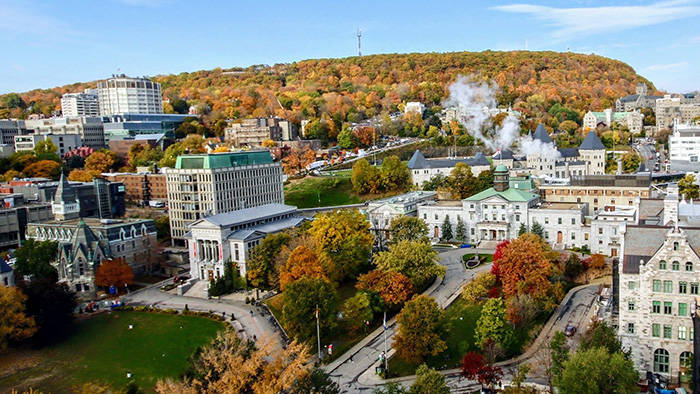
left=644, top=62, right=690, bottom=71
left=492, top=1, right=700, bottom=40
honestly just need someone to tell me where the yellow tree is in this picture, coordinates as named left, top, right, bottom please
left=85, top=151, right=117, bottom=174
left=23, top=160, right=62, bottom=179
left=68, top=169, right=98, bottom=182
left=0, top=285, right=37, bottom=349
left=498, top=233, right=552, bottom=299
left=394, top=295, right=447, bottom=363
left=261, top=139, right=277, bottom=148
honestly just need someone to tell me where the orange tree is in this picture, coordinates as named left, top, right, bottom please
left=356, top=269, right=413, bottom=309
left=23, top=160, right=61, bottom=179
left=95, top=258, right=134, bottom=289
left=497, top=233, right=552, bottom=299
left=279, top=245, right=327, bottom=290
left=0, top=285, right=37, bottom=349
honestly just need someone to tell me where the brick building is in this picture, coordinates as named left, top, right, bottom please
left=102, top=173, right=167, bottom=203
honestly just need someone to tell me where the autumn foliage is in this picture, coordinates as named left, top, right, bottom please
left=356, top=269, right=414, bottom=308
left=589, top=253, right=606, bottom=270
left=282, top=147, right=315, bottom=175
left=497, top=233, right=552, bottom=298
left=94, top=258, right=134, bottom=288
left=23, top=160, right=61, bottom=179
left=490, top=239, right=510, bottom=279
left=0, top=285, right=37, bottom=349
left=279, top=245, right=327, bottom=290
left=394, top=295, right=447, bottom=363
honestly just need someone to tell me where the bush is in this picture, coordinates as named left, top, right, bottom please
left=462, top=272, right=497, bottom=304
left=208, top=261, right=246, bottom=297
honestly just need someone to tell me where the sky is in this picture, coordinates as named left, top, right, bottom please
left=1, top=0, right=699, bottom=94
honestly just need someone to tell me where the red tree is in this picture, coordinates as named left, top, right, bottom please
left=490, top=239, right=510, bottom=280
left=356, top=269, right=414, bottom=308
left=460, top=351, right=503, bottom=388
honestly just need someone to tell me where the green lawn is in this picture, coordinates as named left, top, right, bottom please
left=462, top=253, right=494, bottom=265
left=0, top=311, right=225, bottom=393
left=284, top=176, right=363, bottom=208
left=388, top=298, right=481, bottom=377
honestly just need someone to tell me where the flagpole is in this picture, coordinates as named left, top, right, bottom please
left=316, top=304, right=321, bottom=362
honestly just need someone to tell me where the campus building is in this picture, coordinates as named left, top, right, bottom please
left=408, top=150, right=492, bottom=188
left=61, top=90, right=100, bottom=117
left=14, top=133, right=82, bottom=156
left=97, top=75, right=163, bottom=116
left=224, top=117, right=297, bottom=147
left=524, top=125, right=606, bottom=179
left=24, top=117, right=106, bottom=150
left=185, top=203, right=308, bottom=279
left=583, top=108, right=644, bottom=133
left=102, top=172, right=167, bottom=203
left=165, top=151, right=284, bottom=245
left=365, top=191, right=437, bottom=246
left=615, top=84, right=662, bottom=112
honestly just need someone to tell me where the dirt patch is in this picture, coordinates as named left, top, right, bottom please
left=0, top=348, right=44, bottom=379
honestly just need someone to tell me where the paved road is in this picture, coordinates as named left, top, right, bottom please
left=635, top=143, right=656, bottom=172
left=123, top=285, right=283, bottom=351
left=324, top=248, right=493, bottom=392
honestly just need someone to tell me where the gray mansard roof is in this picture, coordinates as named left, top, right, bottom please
left=579, top=131, right=606, bottom=150
left=622, top=226, right=700, bottom=273
left=407, top=150, right=491, bottom=170
left=197, top=203, right=299, bottom=227
left=558, top=148, right=580, bottom=158
left=533, top=124, right=553, bottom=144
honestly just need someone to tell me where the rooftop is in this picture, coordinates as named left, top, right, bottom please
left=579, top=131, right=606, bottom=150
left=30, top=217, right=153, bottom=228
left=175, top=150, right=274, bottom=169
left=369, top=191, right=437, bottom=205
left=194, top=203, right=298, bottom=227
left=535, top=201, right=585, bottom=211
left=465, top=186, right=539, bottom=203
left=407, top=150, right=491, bottom=169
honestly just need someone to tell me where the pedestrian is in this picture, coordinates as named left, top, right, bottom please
left=349, top=354, right=354, bottom=363
left=222, top=311, right=226, bottom=318
left=250, top=309, right=254, bottom=317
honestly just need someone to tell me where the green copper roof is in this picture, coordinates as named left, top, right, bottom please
left=176, top=151, right=274, bottom=169
left=465, top=186, right=539, bottom=202
left=494, top=164, right=508, bottom=172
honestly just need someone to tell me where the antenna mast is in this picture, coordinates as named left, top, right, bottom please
left=357, top=29, right=362, bottom=56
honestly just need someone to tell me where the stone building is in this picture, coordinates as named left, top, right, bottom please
left=523, top=125, right=606, bottom=179
left=365, top=191, right=437, bottom=246
left=224, top=118, right=296, bottom=147
left=185, top=203, right=307, bottom=279
left=408, top=150, right=491, bottom=188
left=615, top=83, right=662, bottom=112
left=165, top=151, right=284, bottom=245
left=583, top=108, right=644, bottom=133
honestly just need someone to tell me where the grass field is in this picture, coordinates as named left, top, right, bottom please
left=284, top=176, right=363, bottom=208
left=0, top=311, right=225, bottom=393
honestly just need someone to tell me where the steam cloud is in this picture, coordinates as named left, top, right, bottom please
left=443, top=75, right=560, bottom=160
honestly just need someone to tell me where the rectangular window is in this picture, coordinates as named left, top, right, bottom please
left=652, top=323, right=660, bottom=337
left=679, top=326, right=687, bottom=340
left=664, top=302, right=672, bottom=315
left=664, top=325, right=672, bottom=339
left=558, top=218, right=562, bottom=225
left=628, top=302, right=635, bottom=311
left=571, top=218, right=576, bottom=225
left=652, top=301, right=661, bottom=314
left=653, top=280, right=662, bottom=292
left=599, top=228, right=603, bottom=234
left=628, top=281, right=636, bottom=290
left=680, top=281, right=688, bottom=294
left=627, top=323, right=635, bottom=334
left=692, top=283, right=699, bottom=295
left=664, top=280, right=673, bottom=293
left=679, top=303, right=687, bottom=316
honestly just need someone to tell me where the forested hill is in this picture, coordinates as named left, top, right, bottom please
left=1, top=50, right=655, bottom=131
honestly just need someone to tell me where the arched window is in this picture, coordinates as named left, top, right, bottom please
left=659, top=260, right=667, bottom=270
left=680, top=351, right=693, bottom=370
left=686, top=262, right=693, bottom=272
left=654, top=349, right=670, bottom=373
left=673, top=261, right=680, bottom=271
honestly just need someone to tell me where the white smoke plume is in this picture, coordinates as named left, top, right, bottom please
left=443, top=75, right=559, bottom=159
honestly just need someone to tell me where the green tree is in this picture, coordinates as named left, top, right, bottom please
left=440, top=216, right=453, bottom=241
left=421, top=174, right=448, bottom=191
left=518, top=223, right=528, bottom=236
left=389, top=216, right=428, bottom=243
left=154, top=216, right=170, bottom=241
left=20, top=279, right=77, bottom=344
left=373, top=240, right=444, bottom=289
left=14, top=239, right=59, bottom=282
left=337, top=127, right=356, bottom=149
left=475, top=298, right=512, bottom=349
left=292, top=367, right=340, bottom=394
left=474, top=168, right=494, bottom=194
left=455, top=218, right=466, bottom=242
left=679, top=174, right=700, bottom=200
left=530, top=221, right=544, bottom=239
left=33, top=139, right=60, bottom=161
left=208, top=261, right=245, bottom=297
left=342, top=291, right=376, bottom=334
left=558, top=347, right=638, bottom=394
left=394, top=295, right=447, bottom=363
left=549, top=331, right=569, bottom=385
left=447, top=162, right=476, bottom=198
left=246, top=232, right=290, bottom=289
left=373, top=383, right=407, bottom=394
left=579, top=321, right=623, bottom=355
left=158, top=142, right=185, bottom=168
left=621, top=151, right=641, bottom=173
left=2, top=93, right=25, bottom=109
left=282, top=277, right=339, bottom=342
left=408, top=364, right=450, bottom=394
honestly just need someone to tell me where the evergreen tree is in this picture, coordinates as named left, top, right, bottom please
left=455, top=219, right=466, bottom=242
left=440, top=216, right=453, bottom=241
left=518, top=223, right=528, bottom=236
left=530, top=221, right=544, bottom=239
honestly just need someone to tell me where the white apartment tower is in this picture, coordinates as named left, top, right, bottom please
left=165, top=151, right=284, bottom=246
left=61, top=90, right=100, bottom=117
left=97, top=75, right=163, bottom=116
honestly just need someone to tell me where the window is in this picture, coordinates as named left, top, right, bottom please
left=664, top=280, right=673, bottom=293
left=652, top=301, right=661, bottom=314
left=653, top=280, right=662, bottom=292
left=659, top=260, right=667, bottom=270
left=627, top=323, right=635, bottom=334
left=674, top=242, right=679, bottom=251
left=558, top=218, right=562, bottom=225
left=545, top=218, right=549, bottom=224
left=664, top=325, right=672, bottom=339
left=687, top=262, right=693, bottom=272
left=681, top=351, right=693, bottom=369
left=652, top=323, right=661, bottom=337
left=672, top=261, right=680, bottom=271
left=628, top=302, right=635, bottom=311
left=654, top=349, right=670, bottom=373
left=664, top=302, right=672, bottom=315
left=598, top=228, right=603, bottom=235
left=628, top=281, right=636, bottom=290
left=693, top=283, right=699, bottom=295
left=679, top=326, right=688, bottom=340
left=679, top=303, right=688, bottom=316
left=571, top=218, right=575, bottom=225
left=680, top=282, right=688, bottom=294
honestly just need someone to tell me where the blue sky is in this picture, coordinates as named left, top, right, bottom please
left=1, top=0, right=699, bottom=94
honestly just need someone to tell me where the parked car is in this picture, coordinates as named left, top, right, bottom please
left=564, top=324, right=577, bottom=337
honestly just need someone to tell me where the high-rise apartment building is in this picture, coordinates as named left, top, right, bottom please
left=61, top=90, right=100, bottom=117
left=165, top=151, right=284, bottom=245
left=97, top=75, right=163, bottom=116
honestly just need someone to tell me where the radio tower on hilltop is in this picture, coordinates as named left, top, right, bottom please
left=357, top=29, right=362, bottom=56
